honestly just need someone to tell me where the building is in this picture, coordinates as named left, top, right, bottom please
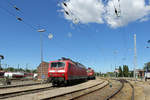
left=136, top=69, right=145, bottom=78
left=0, top=71, right=5, bottom=78
left=37, top=62, right=49, bottom=80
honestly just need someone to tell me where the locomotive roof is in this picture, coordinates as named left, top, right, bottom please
left=50, top=57, right=87, bottom=69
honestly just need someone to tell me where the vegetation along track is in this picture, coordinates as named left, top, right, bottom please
left=106, top=79, right=134, bottom=100
left=42, top=81, right=108, bottom=100
left=0, top=85, right=55, bottom=99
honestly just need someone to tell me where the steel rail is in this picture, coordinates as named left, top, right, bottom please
left=0, top=85, right=54, bottom=99
left=0, top=82, right=42, bottom=89
left=70, top=81, right=108, bottom=100
left=41, top=81, right=108, bottom=100
left=125, top=80, right=134, bottom=100
left=105, top=79, right=134, bottom=100
left=104, top=79, right=124, bottom=100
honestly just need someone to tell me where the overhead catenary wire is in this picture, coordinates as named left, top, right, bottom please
left=61, top=0, right=108, bottom=71
left=62, top=1, right=80, bottom=24
left=0, top=1, right=77, bottom=57
left=5, top=0, right=23, bottom=13
left=3, top=1, right=78, bottom=58
left=0, top=4, right=38, bottom=31
left=112, top=0, right=121, bottom=17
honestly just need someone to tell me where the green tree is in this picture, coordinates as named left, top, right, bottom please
left=18, top=68, right=25, bottom=72
left=25, top=69, right=31, bottom=73
left=6, top=67, right=15, bottom=72
left=123, top=65, right=129, bottom=77
left=32, top=69, right=37, bottom=73
left=129, top=71, right=134, bottom=77
left=143, top=62, right=150, bottom=71
left=118, top=66, right=123, bottom=77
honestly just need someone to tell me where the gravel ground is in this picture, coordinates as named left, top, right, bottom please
left=111, top=80, right=150, bottom=100
left=3, top=78, right=150, bottom=100
left=5, top=79, right=104, bottom=100
left=75, top=80, right=121, bottom=100
left=132, top=81, right=150, bottom=100
left=98, top=78, right=150, bottom=100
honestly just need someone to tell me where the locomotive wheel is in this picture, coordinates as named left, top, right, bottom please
left=52, top=82, right=57, bottom=86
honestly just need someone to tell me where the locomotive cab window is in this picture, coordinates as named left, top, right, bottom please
left=51, top=62, right=65, bottom=67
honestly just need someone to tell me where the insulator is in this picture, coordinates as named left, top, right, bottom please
left=115, top=9, right=117, bottom=15
left=16, top=17, right=23, bottom=21
left=14, top=5, right=20, bottom=11
left=65, top=11, right=69, bottom=15
left=63, top=2, right=67, bottom=7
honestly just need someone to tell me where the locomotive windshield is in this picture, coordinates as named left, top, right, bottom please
left=51, top=62, right=65, bottom=68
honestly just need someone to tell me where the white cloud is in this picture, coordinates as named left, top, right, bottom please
left=61, top=0, right=105, bottom=24
left=140, top=17, right=149, bottom=22
left=105, top=0, right=150, bottom=28
left=60, top=0, right=150, bottom=28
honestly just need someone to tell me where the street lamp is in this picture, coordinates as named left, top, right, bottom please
left=0, top=55, right=4, bottom=70
left=38, top=29, right=46, bottom=62
left=37, top=29, right=53, bottom=81
left=37, top=29, right=46, bottom=80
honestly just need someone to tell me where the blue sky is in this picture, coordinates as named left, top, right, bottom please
left=0, top=0, right=150, bottom=72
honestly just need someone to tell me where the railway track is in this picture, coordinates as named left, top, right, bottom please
left=124, top=80, right=134, bottom=100
left=0, top=84, right=54, bottom=99
left=104, top=79, right=124, bottom=100
left=105, top=79, right=134, bottom=100
left=0, top=82, right=42, bottom=89
left=0, top=79, right=134, bottom=100
left=47, top=79, right=133, bottom=100
left=42, top=81, right=109, bottom=100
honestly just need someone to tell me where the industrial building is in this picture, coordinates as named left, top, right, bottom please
left=37, top=62, right=49, bottom=80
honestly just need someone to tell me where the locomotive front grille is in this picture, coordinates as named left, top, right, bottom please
left=52, top=77, right=65, bottom=81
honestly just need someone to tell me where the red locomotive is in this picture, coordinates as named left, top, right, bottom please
left=87, top=67, right=96, bottom=80
left=48, top=57, right=87, bottom=86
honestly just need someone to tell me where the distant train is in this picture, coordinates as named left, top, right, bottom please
left=48, top=57, right=95, bottom=86
left=4, top=72, right=25, bottom=78
left=2, top=72, right=36, bottom=79
left=87, top=67, right=96, bottom=80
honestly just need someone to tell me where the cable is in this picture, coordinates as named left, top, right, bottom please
left=0, top=2, right=75, bottom=57
left=5, top=0, right=23, bottom=13
left=112, top=0, right=121, bottom=17
left=0, top=5, right=16, bottom=17
left=62, top=1, right=80, bottom=24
